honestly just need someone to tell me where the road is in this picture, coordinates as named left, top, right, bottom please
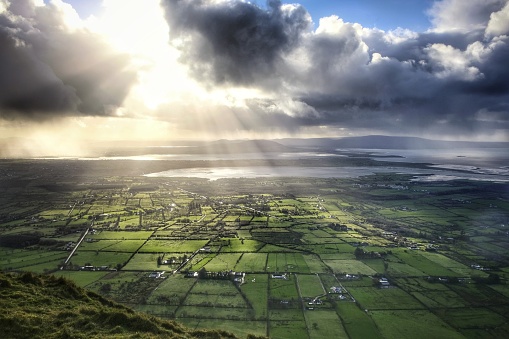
left=63, top=224, right=91, bottom=266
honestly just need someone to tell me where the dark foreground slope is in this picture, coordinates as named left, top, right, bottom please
left=0, top=272, right=259, bottom=339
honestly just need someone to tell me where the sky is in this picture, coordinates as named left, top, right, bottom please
left=0, top=0, right=508, bottom=156
left=64, top=0, right=436, bottom=32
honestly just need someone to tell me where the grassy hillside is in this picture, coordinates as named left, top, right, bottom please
left=0, top=271, right=261, bottom=339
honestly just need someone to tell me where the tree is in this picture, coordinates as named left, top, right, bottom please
left=487, top=273, right=501, bottom=284
left=354, top=247, right=365, bottom=259
left=198, top=267, right=207, bottom=279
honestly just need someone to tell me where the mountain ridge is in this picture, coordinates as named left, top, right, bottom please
left=275, top=135, right=509, bottom=149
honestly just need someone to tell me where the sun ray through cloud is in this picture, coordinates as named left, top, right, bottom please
left=0, top=0, right=507, bottom=157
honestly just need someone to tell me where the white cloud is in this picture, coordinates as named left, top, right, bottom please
left=370, top=52, right=388, bottom=64
left=425, top=43, right=483, bottom=80
left=50, top=0, right=83, bottom=31
left=486, top=1, right=509, bottom=37
left=384, top=28, right=419, bottom=44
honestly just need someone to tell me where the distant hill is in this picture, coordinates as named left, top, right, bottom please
left=3, top=135, right=507, bottom=158
left=102, top=139, right=294, bottom=157
left=203, top=139, right=294, bottom=153
left=276, top=135, right=509, bottom=150
left=0, top=271, right=261, bottom=339
left=108, top=135, right=509, bottom=157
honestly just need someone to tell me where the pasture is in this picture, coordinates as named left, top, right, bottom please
left=1, top=172, right=508, bottom=338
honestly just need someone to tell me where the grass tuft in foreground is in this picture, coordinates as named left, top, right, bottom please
left=0, top=271, right=265, bottom=339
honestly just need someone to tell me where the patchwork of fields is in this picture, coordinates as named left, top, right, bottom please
left=1, top=168, right=509, bottom=338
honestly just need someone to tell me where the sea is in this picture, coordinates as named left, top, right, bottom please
left=34, top=147, right=508, bottom=182
left=136, top=148, right=509, bottom=182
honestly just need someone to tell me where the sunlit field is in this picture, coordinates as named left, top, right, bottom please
left=1, top=156, right=508, bottom=338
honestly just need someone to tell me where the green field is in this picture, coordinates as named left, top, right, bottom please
left=139, top=239, right=209, bottom=253
left=234, top=253, right=268, bottom=272
left=370, top=310, right=464, bottom=339
left=322, top=259, right=377, bottom=275
left=296, top=274, right=324, bottom=297
left=1, top=171, right=508, bottom=338
left=203, top=253, right=243, bottom=271
left=305, top=309, right=349, bottom=339
left=71, top=250, right=131, bottom=268
left=348, top=286, right=425, bottom=310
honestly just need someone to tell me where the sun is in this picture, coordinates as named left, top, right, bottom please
left=77, top=0, right=270, bottom=139
left=97, top=0, right=168, bottom=57
left=91, top=0, right=191, bottom=110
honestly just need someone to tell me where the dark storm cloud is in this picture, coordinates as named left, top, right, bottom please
left=0, top=29, right=79, bottom=114
left=462, top=40, right=509, bottom=96
left=162, top=0, right=509, bottom=138
left=161, top=0, right=311, bottom=86
left=0, top=0, right=136, bottom=120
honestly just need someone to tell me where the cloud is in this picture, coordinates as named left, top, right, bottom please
left=486, top=1, right=509, bottom=37
left=428, top=0, right=506, bottom=33
left=1, top=0, right=507, bottom=141
left=159, top=0, right=509, bottom=139
left=162, top=0, right=312, bottom=87
left=0, top=0, right=136, bottom=120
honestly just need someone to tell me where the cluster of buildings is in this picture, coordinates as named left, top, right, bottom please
left=185, top=270, right=246, bottom=284
left=80, top=265, right=109, bottom=271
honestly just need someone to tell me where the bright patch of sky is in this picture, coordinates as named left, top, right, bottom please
left=259, top=0, right=435, bottom=31
left=59, top=0, right=103, bottom=18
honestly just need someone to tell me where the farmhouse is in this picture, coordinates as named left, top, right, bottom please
left=308, top=298, right=323, bottom=305
left=186, top=271, right=199, bottom=278
left=232, top=272, right=245, bottom=284
left=148, top=271, right=164, bottom=278
left=340, top=274, right=359, bottom=280
left=471, top=264, right=483, bottom=270
left=425, top=244, right=438, bottom=251
left=330, top=286, right=342, bottom=293
left=80, top=265, right=95, bottom=271
left=271, top=273, right=288, bottom=280
left=64, top=242, right=75, bottom=251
